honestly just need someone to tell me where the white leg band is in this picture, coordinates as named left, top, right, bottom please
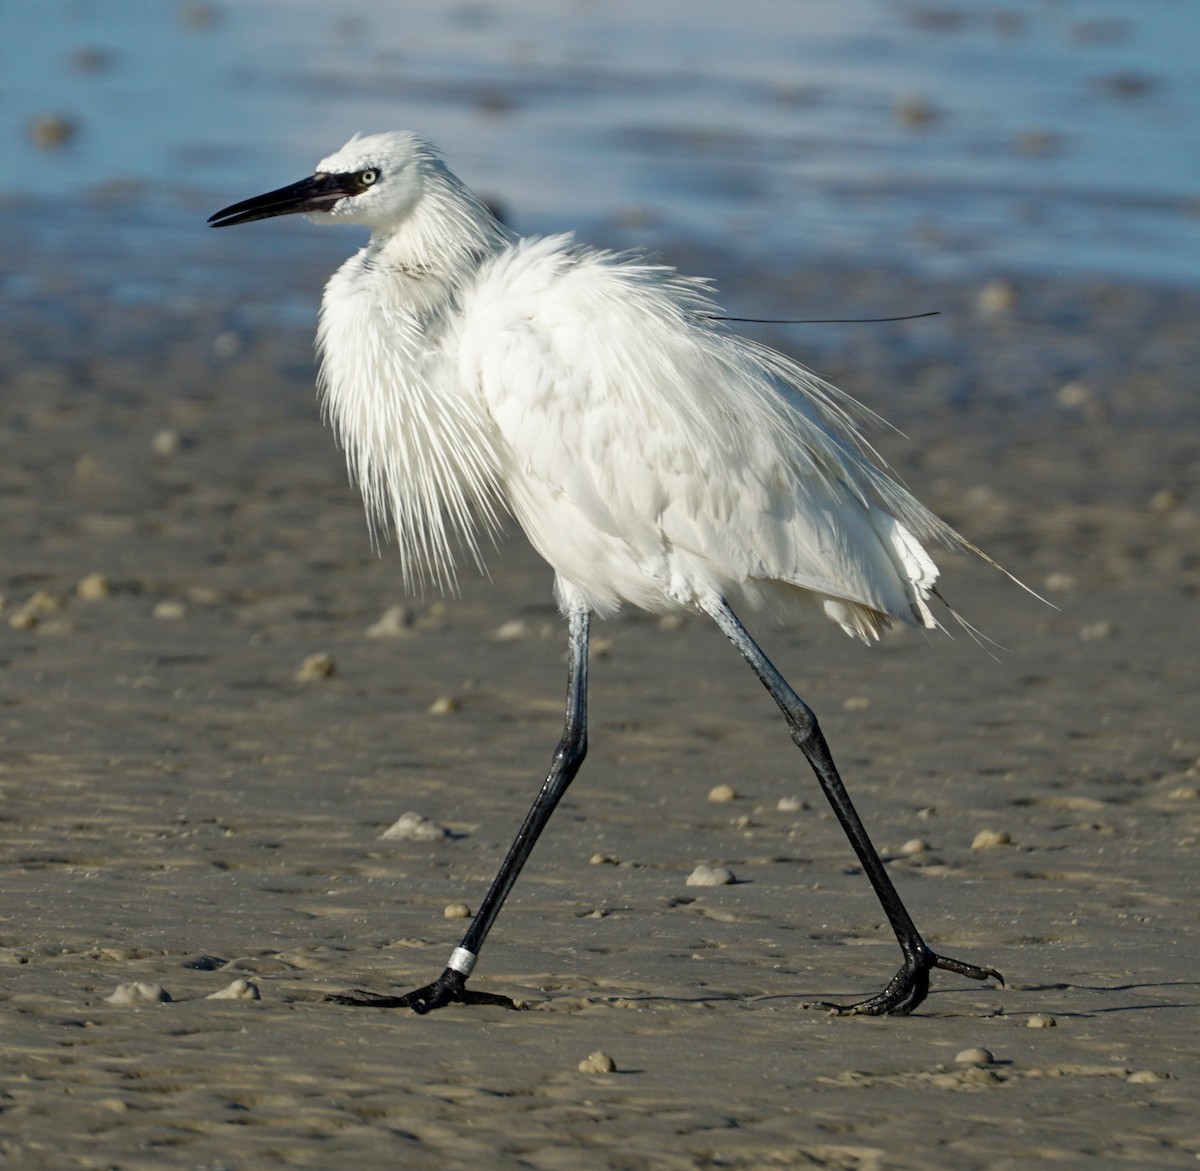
left=447, top=947, right=477, bottom=976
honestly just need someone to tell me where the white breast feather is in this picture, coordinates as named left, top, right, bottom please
left=317, top=251, right=505, bottom=591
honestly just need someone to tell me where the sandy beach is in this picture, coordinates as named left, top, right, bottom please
left=1, top=239, right=1197, bottom=1169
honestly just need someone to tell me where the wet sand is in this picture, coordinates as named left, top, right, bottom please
left=2, top=254, right=1198, bottom=1168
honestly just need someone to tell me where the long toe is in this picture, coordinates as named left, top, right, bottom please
left=932, top=953, right=1005, bottom=986
left=325, top=988, right=424, bottom=1009
left=806, top=949, right=1002, bottom=1017
left=324, top=973, right=520, bottom=1012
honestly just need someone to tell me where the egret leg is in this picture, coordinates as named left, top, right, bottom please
left=708, top=600, right=1002, bottom=1015
left=327, top=604, right=591, bottom=1012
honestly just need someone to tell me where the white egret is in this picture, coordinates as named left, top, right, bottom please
left=209, top=131, right=1004, bottom=1015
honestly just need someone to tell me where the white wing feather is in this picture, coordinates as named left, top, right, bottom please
left=458, top=235, right=954, bottom=638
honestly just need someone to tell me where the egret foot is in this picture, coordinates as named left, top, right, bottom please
left=324, top=968, right=519, bottom=1013
left=808, top=948, right=1004, bottom=1016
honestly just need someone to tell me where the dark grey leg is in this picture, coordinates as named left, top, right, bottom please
left=328, top=604, right=591, bottom=1011
left=708, top=599, right=1002, bottom=1014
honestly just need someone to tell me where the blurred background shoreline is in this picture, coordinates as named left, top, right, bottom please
left=5, top=0, right=1200, bottom=316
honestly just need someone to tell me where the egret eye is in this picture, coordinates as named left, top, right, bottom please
left=359, top=168, right=379, bottom=187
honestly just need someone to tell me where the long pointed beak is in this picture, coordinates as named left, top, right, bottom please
left=208, top=172, right=357, bottom=228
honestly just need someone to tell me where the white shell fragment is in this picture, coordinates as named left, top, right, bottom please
left=151, top=428, right=182, bottom=455
left=76, top=572, right=111, bottom=600
left=296, top=652, right=336, bottom=681
left=708, top=784, right=738, bottom=803
left=366, top=605, right=413, bottom=638
left=206, top=978, right=261, bottom=1001
left=955, top=1046, right=995, bottom=1066
left=379, top=811, right=451, bottom=842
left=1127, top=1070, right=1162, bottom=1084
left=972, top=828, right=1011, bottom=850
left=9, top=589, right=66, bottom=629
left=104, top=981, right=171, bottom=1005
left=578, top=1051, right=617, bottom=1074
left=686, top=864, right=736, bottom=887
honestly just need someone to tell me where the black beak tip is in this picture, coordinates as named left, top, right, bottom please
left=206, top=173, right=354, bottom=229
left=206, top=203, right=253, bottom=228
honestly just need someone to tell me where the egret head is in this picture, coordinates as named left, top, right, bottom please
left=209, top=131, right=442, bottom=231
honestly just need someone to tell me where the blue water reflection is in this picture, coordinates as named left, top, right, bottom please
left=3, top=0, right=1199, bottom=284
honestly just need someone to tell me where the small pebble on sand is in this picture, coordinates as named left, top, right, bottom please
left=1056, top=381, right=1093, bottom=409
left=1026, top=1013, right=1056, bottom=1028
left=578, top=1051, right=616, bottom=1074
left=153, top=600, right=187, bottom=621
left=76, top=572, right=111, bottom=600
left=212, top=331, right=242, bottom=358
left=366, top=605, right=413, bottom=638
left=151, top=429, right=182, bottom=456
left=206, top=978, right=260, bottom=1001
left=1126, top=1069, right=1162, bottom=1084
left=380, top=812, right=450, bottom=842
left=777, top=796, right=807, bottom=813
left=24, top=590, right=65, bottom=614
left=708, top=783, right=738, bottom=802
left=1044, top=571, right=1078, bottom=592
left=955, top=1046, right=995, bottom=1066
left=842, top=695, right=870, bottom=711
left=9, top=590, right=67, bottom=630
left=686, top=864, right=736, bottom=887
left=295, top=652, right=336, bottom=681
left=1149, top=488, right=1179, bottom=513
left=972, top=828, right=1011, bottom=850
left=899, top=838, right=930, bottom=856
left=428, top=695, right=461, bottom=715
left=493, top=618, right=529, bottom=640
left=590, top=852, right=619, bottom=865
left=444, top=902, right=472, bottom=919
left=104, top=981, right=171, bottom=1005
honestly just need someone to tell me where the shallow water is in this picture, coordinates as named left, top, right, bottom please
left=5, top=0, right=1200, bottom=291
